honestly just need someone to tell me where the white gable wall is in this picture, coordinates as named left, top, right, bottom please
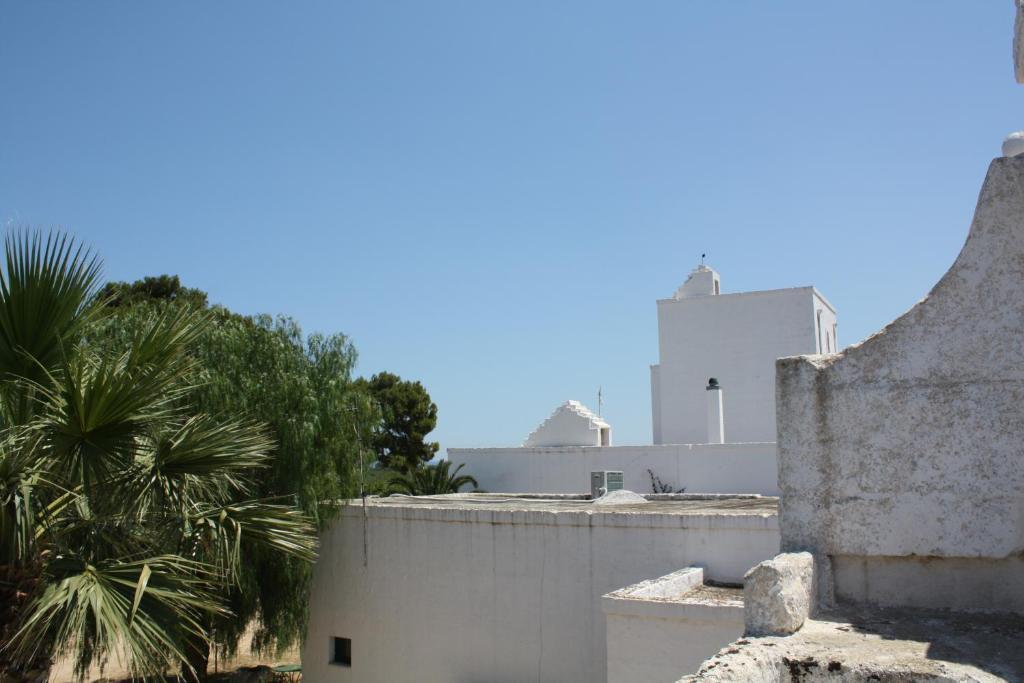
left=524, top=401, right=610, bottom=447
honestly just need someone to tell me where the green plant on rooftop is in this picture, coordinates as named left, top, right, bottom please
left=0, top=232, right=317, bottom=682
left=386, top=460, right=480, bottom=496
left=647, top=468, right=682, bottom=494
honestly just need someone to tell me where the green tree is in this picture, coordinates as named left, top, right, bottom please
left=354, top=372, right=439, bottom=472
left=91, top=281, right=377, bottom=666
left=98, top=274, right=208, bottom=308
left=387, top=460, right=479, bottom=496
left=0, top=233, right=316, bottom=681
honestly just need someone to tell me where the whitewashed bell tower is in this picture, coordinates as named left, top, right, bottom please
left=650, top=264, right=837, bottom=445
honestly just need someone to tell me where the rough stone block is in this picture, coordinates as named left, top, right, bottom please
left=744, top=552, right=814, bottom=636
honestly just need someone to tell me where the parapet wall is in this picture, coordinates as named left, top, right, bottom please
left=448, top=442, right=778, bottom=495
left=776, top=156, right=1024, bottom=613
left=302, top=496, right=778, bottom=683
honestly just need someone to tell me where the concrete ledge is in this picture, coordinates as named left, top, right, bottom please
left=605, top=567, right=706, bottom=601
left=603, top=568, right=744, bottom=683
left=602, top=568, right=732, bottom=621
left=339, top=496, right=780, bottom=533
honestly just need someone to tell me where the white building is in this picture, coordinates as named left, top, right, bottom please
left=651, top=265, right=837, bottom=445
left=448, top=264, right=836, bottom=495
left=302, top=494, right=779, bottom=683
left=304, top=261, right=840, bottom=682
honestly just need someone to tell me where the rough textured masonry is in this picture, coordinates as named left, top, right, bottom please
left=775, top=156, right=1024, bottom=612
left=743, top=552, right=814, bottom=636
left=679, top=605, right=1024, bottom=682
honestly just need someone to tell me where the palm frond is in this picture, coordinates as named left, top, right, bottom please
left=187, top=501, right=317, bottom=582
left=121, top=416, right=274, bottom=519
left=0, top=233, right=323, bottom=679
left=0, top=433, right=41, bottom=564
left=5, top=554, right=226, bottom=679
left=0, top=231, right=102, bottom=392
left=28, top=307, right=212, bottom=491
left=386, top=460, right=479, bottom=496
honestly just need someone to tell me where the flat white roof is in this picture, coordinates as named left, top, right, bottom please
left=657, top=285, right=836, bottom=314
left=342, top=493, right=778, bottom=516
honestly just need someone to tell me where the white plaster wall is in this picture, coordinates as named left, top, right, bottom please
left=654, top=287, right=833, bottom=445
left=302, top=503, right=779, bottom=683
left=776, top=156, right=1024, bottom=611
left=448, top=443, right=779, bottom=495
left=605, top=609, right=742, bottom=682
left=651, top=365, right=663, bottom=444
left=603, top=569, right=744, bottom=683
left=813, top=293, right=839, bottom=355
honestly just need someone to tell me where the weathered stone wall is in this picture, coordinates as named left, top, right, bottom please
left=776, top=156, right=1024, bottom=612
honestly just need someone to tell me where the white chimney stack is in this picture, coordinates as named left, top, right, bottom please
left=706, top=378, right=725, bottom=444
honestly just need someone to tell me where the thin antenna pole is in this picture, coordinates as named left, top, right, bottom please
left=597, top=386, right=603, bottom=417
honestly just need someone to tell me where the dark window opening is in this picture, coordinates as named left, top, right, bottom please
left=331, top=637, right=352, bottom=667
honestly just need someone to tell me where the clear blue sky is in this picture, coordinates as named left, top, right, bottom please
left=2, top=2, right=1020, bottom=454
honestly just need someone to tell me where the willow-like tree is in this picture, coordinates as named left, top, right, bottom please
left=0, top=233, right=317, bottom=681
left=92, top=278, right=377, bottom=668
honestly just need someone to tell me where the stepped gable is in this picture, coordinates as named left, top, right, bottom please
left=523, top=400, right=611, bottom=448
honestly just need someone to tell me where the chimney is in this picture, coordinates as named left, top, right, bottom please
left=706, top=378, right=725, bottom=444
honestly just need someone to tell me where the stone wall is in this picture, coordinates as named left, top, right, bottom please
left=775, top=156, right=1024, bottom=612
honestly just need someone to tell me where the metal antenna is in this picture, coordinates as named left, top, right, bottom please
left=597, top=386, right=603, bottom=417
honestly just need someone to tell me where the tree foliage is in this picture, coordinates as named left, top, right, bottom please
left=92, top=276, right=378, bottom=662
left=0, top=233, right=316, bottom=681
left=98, top=274, right=208, bottom=309
left=354, top=371, right=439, bottom=472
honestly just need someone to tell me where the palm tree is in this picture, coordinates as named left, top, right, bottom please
left=386, top=460, right=479, bottom=496
left=0, top=232, right=317, bottom=681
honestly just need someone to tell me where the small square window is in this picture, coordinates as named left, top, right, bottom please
left=331, top=637, right=351, bottom=667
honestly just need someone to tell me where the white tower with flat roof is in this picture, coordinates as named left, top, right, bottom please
left=650, top=265, right=837, bottom=445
